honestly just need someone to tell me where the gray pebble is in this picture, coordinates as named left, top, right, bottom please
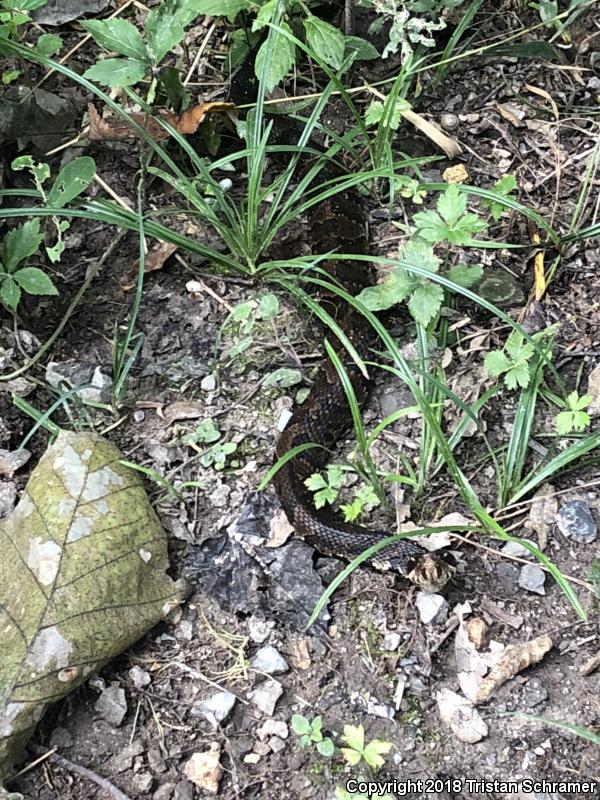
left=192, top=691, right=237, bottom=726
left=94, top=685, right=128, bottom=726
left=556, top=499, right=597, bottom=543
left=248, top=679, right=283, bottom=715
left=519, top=563, right=546, bottom=595
left=251, top=645, right=289, bottom=675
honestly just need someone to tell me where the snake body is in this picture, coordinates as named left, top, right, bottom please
left=271, top=166, right=455, bottom=592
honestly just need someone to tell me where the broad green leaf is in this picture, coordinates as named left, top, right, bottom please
left=254, top=22, right=295, bottom=92
left=344, top=35, right=379, bottom=60
left=0, top=433, right=185, bottom=789
left=3, top=0, right=46, bottom=9
left=259, top=292, right=279, bottom=320
left=446, top=263, right=483, bottom=288
left=364, top=100, right=384, bottom=127
left=2, top=219, right=44, bottom=273
left=505, top=362, right=530, bottom=390
left=0, top=277, right=20, bottom=310
left=145, top=6, right=186, bottom=64
left=304, top=15, right=345, bottom=69
left=506, top=334, right=534, bottom=363
left=83, top=57, right=146, bottom=88
left=81, top=19, right=146, bottom=61
left=35, top=33, right=62, bottom=57
left=357, top=268, right=414, bottom=311
left=556, top=410, right=590, bottom=435
left=264, top=368, right=301, bottom=388
left=316, top=738, right=335, bottom=757
left=185, top=0, right=249, bottom=15
left=412, top=209, right=448, bottom=243
left=310, top=715, right=322, bottom=733
left=12, top=267, right=58, bottom=296
left=47, top=157, right=95, bottom=208
left=252, top=0, right=277, bottom=30
left=408, top=282, right=444, bottom=327
left=291, top=714, right=311, bottom=736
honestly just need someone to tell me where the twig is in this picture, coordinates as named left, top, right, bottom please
left=43, top=751, right=132, bottom=800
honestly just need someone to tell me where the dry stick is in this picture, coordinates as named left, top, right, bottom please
left=42, top=751, right=132, bottom=800
left=449, top=532, right=594, bottom=592
left=183, top=20, right=216, bottom=87
left=0, top=230, right=127, bottom=382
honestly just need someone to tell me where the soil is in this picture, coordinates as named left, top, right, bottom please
left=1, top=2, right=599, bottom=800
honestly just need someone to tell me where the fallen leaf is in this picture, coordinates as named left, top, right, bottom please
left=163, top=401, right=206, bottom=426
left=474, top=635, right=553, bottom=704
left=0, top=432, right=186, bottom=790
left=495, top=102, right=527, bottom=127
left=88, top=101, right=234, bottom=142
left=122, top=241, right=178, bottom=291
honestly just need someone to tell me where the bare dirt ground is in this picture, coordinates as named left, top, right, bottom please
left=1, top=3, right=599, bottom=799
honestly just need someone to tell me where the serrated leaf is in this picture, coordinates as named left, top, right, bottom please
left=446, top=263, right=483, bottom=288
left=340, top=748, right=362, bottom=766
left=2, top=219, right=44, bottom=273
left=0, top=432, right=185, bottom=787
left=505, top=363, right=530, bottom=391
left=254, top=22, right=295, bottom=92
left=437, top=184, right=466, bottom=226
left=556, top=410, right=590, bottom=435
left=0, top=277, right=20, bottom=310
left=412, top=209, right=448, bottom=243
left=408, top=282, right=444, bottom=327
left=145, top=5, right=185, bottom=64
left=81, top=19, right=146, bottom=61
left=35, top=33, right=62, bottom=57
left=446, top=213, right=488, bottom=245
left=484, top=350, right=511, bottom=377
left=47, top=157, right=95, bottom=208
left=84, top=57, right=146, bottom=88
left=291, top=714, right=311, bottom=736
left=363, top=738, right=392, bottom=769
left=342, top=723, right=364, bottom=752
left=304, top=473, right=328, bottom=492
left=403, top=238, right=440, bottom=273
left=12, top=267, right=58, bottom=296
left=505, top=334, right=534, bottom=363
left=364, top=100, right=384, bottom=127
left=357, top=268, right=414, bottom=311
left=304, top=15, right=345, bottom=69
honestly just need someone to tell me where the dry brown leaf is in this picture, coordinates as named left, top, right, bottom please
left=495, top=102, right=527, bottom=128
left=122, top=241, right=178, bottom=291
left=286, top=635, right=312, bottom=670
left=467, top=618, right=489, bottom=650
left=401, top=108, right=462, bottom=159
left=163, top=401, right=206, bottom=426
left=88, top=101, right=234, bottom=142
left=474, top=635, right=553, bottom=704
left=267, top=509, right=294, bottom=548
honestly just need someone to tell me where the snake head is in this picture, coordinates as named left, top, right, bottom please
left=406, top=550, right=456, bottom=592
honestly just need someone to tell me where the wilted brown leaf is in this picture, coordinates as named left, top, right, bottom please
left=122, top=241, right=179, bottom=291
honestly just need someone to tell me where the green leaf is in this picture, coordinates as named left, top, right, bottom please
left=316, top=738, right=335, bottom=757
left=364, top=100, right=384, bottom=127
left=47, top=156, right=95, bottom=208
left=408, top=282, right=444, bottom=327
left=254, top=21, right=295, bottom=92
left=505, top=362, right=530, bottom=390
left=340, top=748, right=362, bottom=766
left=4, top=0, right=47, bottom=9
left=159, top=66, right=190, bottom=113
left=259, top=292, right=279, bottom=320
left=437, top=183, right=467, bottom=226
left=2, top=219, right=44, bottom=272
left=357, top=268, right=414, bottom=311
left=446, top=263, right=483, bottom=288
left=0, top=432, right=185, bottom=786
left=310, top=715, right=322, bottom=734
left=0, top=276, right=20, bottom=310
left=291, top=714, right=311, bottom=736
left=35, top=33, right=62, bottom=57
left=185, top=0, right=249, bottom=15
left=363, top=738, right=392, bottom=769
left=2, top=68, right=20, bottom=84
left=412, top=209, right=448, bottom=243
left=304, top=15, right=345, bottom=69
left=506, top=334, right=534, bottom=363
left=188, top=418, right=221, bottom=444
left=83, top=57, right=146, bottom=88
left=81, top=18, right=147, bottom=60
left=252, top=0, right=277, bottom=31
left=403, top=238, right=440, bottom=273
left=12, top=267, right=58, bottom=296
left=341, top=724, right=364, bottom=753
left=484, top=350, right=511, bottom=377
left=145, top=5, right=185, bottom=64
left=344, top=35, right=379, bottom=60
left=556, top=410, right=590, bottom=436
left=264, top=368, right=302, bottom=388
left=11, top=155, right=50, bottom=190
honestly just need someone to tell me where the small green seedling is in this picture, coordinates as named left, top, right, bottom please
left=483, top=174, right=518, bottom=221
left=341, top=485, right=380, bottom=523
left=340, top=724, right=392, bottom=769
left=304, top=465, right=345, bottom=509
left=291, top=714, right=334, bottom=757
left=413, top=183, right=488, bottom=245
left=0, top=0, right=62, bottom=82
left=0, top=219, right=57, bottom=310
left=185, top=418, right=221, bottom=445
left=485, top=332, right=536, bottom=390
left=199, top=441, right=237, bottom=470
left=555, top=391, right=592, bottom=435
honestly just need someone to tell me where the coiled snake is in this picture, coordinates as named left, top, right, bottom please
left=271, top=150, right=456, bottom=592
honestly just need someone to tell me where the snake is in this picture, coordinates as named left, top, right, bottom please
left=270, top=155, right=456, bottom=593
